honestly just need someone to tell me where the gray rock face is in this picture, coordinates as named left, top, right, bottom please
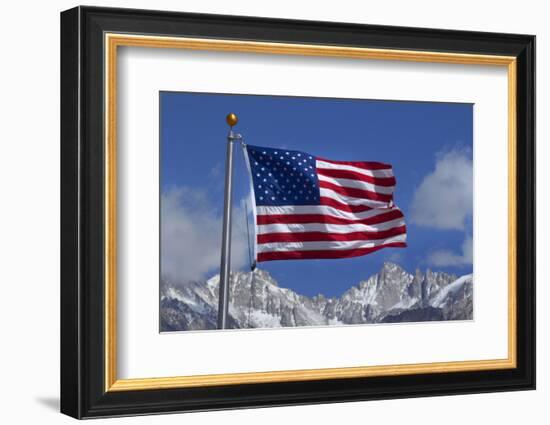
left=160, top=262, right=473, bottom=332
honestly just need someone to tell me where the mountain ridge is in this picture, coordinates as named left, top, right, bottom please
left=160, top=262, right=473, bottom=331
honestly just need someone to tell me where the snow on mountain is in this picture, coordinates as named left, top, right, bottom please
left=430, top=274, right=473, bottom=308
left=160, top=262, right=473, bottom=332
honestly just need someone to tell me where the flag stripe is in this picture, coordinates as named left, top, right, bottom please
left=318, top=196, right=373, bottom=213
left=319, top=180, right=393, bottom=202
left=257, top=217, right=405, bottom=235
left=319, top=188, right=390, bottom=207
left=258, top=226, right=407, bottom=243
left=256, top=208, right=404, bottom=226
left=316, top=159, right=394, bottom=178
left=317, top=157, right=392, bottom=170
left=257, top=234, right=407, bottom=253
left=256, top=204, right=387, bottom=220
left=316, top=167, right=396, bottom=186
left=317, top=173, right=395, bottom=195
left=257, top=242, right=407, bottom=261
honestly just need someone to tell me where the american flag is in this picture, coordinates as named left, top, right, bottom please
left=244, top=144, right=407, bottom=262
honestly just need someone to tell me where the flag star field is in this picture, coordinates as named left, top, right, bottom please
left=247, top=146, right=319, bottom=205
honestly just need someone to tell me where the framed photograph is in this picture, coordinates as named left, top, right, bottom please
left=60, top=6, right=535, bottom=419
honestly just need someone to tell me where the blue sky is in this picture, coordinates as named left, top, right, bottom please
left=160, top=91, right=473, bottom=298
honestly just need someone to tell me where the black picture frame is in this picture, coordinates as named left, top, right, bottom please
left=60, top=5, right=535, bottom=419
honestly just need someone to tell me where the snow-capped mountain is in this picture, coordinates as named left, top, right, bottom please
left=160, top=262, right=473, bottom=332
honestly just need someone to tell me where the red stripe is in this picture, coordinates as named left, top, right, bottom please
left=257, top=226, right=407, bottom=244
left=318, top=196, right=373, bottom=212
left=319, top=180, right=393, bottom=202
left=256, top=209, right=404, bottom=226
left=317, top=168, right=396, bottom=187
left=317, top=157, right=392, bottom=170
left=257, top=242, right=407, bottom=262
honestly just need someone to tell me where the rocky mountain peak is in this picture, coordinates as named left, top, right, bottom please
left=381, top=261, right=405, bottom=274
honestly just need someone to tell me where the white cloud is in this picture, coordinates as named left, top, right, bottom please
left=384, top=251, right=404, bottom=264
left=208, top=162, right=222, bottom=179
left=161, top=186, right=249, bottom=285
left=410, top=149, right=473, bottom=230
left=427, top=235, right=473, bottom=267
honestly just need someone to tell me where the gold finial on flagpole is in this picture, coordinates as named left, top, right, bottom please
left=226, top=113, right=238, bottom=128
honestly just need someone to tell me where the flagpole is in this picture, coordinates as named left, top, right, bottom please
left=217, top=113, right=241, bottom=329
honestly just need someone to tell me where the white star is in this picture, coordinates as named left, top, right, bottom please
left=297, top=153, right=301, bottom=157
left=271, top=197, right=275, bottom=200
left=259, top=196, right=263, bottom=200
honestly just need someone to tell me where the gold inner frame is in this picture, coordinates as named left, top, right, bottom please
left=104, top=33, right=517, bottom=392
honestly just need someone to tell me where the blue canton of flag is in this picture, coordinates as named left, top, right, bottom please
left=246, top=145, right=320, bottom=206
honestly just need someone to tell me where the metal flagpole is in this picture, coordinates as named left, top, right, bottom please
left=217, top=113, right=241, bottom=329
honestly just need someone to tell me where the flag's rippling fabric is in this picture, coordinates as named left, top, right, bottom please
left=245, top=144, right=407, bottom=262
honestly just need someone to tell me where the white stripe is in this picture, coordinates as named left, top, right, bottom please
left=316, top=160, right=394, bottom=178
left=317, top=174, right=394, bottom=195
left=320, top=187, right=389, bottom=208
left=256, top=204, right=393, bottom=220
left=257, top=234, right=407, bottom=252
left=257, top=217, right=405, bottom=234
